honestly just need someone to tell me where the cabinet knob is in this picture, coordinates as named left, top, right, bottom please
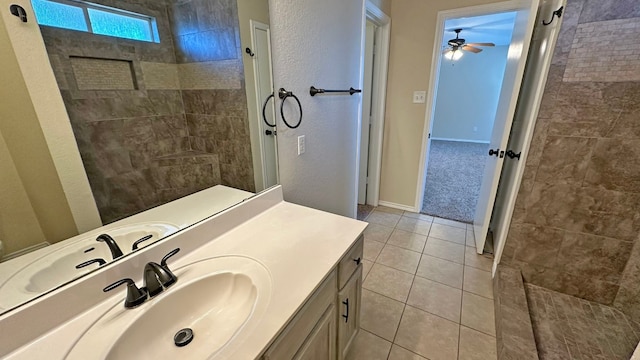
left=353, top=257, right=361, bottom=265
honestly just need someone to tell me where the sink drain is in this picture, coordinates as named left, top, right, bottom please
left=174, top=328, right=194, bottom=347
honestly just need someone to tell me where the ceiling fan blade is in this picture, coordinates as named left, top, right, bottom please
left=466, top=42, right=495, bottom=47
left=462, top=45, right=482, bottom=53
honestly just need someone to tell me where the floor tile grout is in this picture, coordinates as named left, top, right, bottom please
left=355, top=205, right=497, bottom=360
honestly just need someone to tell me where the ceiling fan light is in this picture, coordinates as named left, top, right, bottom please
left=444, top=49, right=463, bottom=61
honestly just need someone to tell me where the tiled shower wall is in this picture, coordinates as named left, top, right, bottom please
left=501, top=0, right=640, bottom=320
left=41, top=0, right=253, bottom=224
left=170, top=0, right=254, bottom=193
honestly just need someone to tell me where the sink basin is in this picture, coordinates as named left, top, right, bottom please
left=66, top=256, right=272, bottom=360
left=0, top=222, right=179, bottom=310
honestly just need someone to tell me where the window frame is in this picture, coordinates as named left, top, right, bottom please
left=32, top=0, right=160, bottom=43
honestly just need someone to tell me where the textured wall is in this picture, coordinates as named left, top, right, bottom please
left=41, top=0, right=253, bottom=223
left=268, top=0, right=364, bottom=217
left=501, top=0, right=640, bottom=311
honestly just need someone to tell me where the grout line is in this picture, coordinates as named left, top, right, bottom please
left=458, top=259, right=466, bottom=358
left=364, top=206, right=495, bottom=359
left=390, top=343, right=430, bottom=360
left=413, top=271, right=463, bottom=291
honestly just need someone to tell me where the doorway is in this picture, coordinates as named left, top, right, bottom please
left=249, top=20, right=279, bottom=191
left=358, top=20, right=376, bottom=210
left=421, top=12, right=516, bottom=224
left=357, top=2, right=391, bottom=219
left=417, top=0, right=540, bottom=253
left=239, top=0, right=279, bottom=194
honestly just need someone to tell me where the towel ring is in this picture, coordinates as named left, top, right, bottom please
left=278, top=88, right=303, bottom=129
left=262, top=93, right=276, bottom=127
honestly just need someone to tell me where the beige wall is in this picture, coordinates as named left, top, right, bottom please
left=0, top=132, right=46, bottom=255
left=380, top=0, right=506, bottom=208
left=0, top=11, right=79, bottom=245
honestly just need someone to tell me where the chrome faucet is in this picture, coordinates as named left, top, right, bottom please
left=144, top=248, right=180, bottom=297
left=103, top=248, right=180, bottom=309
left=96, top=234, right=124, bottom=260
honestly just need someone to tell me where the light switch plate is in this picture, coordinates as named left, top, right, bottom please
left=413, top=91, right=426, bottom=104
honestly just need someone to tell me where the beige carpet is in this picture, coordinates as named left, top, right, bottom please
left=421, top=140, right=488, bottom=223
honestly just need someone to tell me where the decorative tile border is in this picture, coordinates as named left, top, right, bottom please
left=564, top=18, right=640, bottom=82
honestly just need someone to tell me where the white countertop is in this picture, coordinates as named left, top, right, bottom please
left=1, top=186, right=367, bottom=359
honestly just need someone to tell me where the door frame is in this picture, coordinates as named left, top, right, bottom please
left=358, top=21, right=376, bottom=205
left=248, top=19, right=278, bottom=192
left=414, top=0, right=538, bottom=213
left=361, top=0, right=390, bottom=207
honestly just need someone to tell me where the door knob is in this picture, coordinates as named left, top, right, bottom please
left=506, top=150, right=521, bottom=160
left=265, top=129, right=276, bottom=136
left=488, top=148, right=500, bottom=157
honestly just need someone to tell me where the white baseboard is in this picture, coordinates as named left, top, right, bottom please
left=431, top=137, right=490, bottom=144
left=378, top=200, right=418, bottom=212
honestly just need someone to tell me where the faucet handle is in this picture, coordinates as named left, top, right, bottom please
left=132, top=234, right=153, bottom=251
left=161, top=248, right=180, bottom=267
left=103, top=278, right=148, bottom=308
left=158, top=248, right=180, bottom=288
left=75, top=258, right=106, bottom=269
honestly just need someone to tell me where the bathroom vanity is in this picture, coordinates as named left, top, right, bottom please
left=0, top=185, right=253, bottom=313
left=0, top=185, right=367, bottom=359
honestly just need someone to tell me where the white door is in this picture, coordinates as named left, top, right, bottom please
left=490, top=0, right=565, bottom=269
left=358, top=21, right=375, bottom=205
left=473, top=0, right=540, bottom=253
left=251, top=20, right=279, bottom=190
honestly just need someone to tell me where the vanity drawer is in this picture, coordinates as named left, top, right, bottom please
left=338, top=235, right=363, bottom=290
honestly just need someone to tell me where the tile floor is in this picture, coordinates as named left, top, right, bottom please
left=348, top=206, right=497, bottom=360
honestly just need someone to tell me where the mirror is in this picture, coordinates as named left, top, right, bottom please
left=0, top=0, right=276, bottom=314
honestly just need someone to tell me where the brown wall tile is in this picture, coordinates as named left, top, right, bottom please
left=578, top=0, right=640, bottom=23
left=557, top=233, right=632, bottom=283
left=551, top=0, right=584, bottom=67
left=584, top=139, right=640, bottom=193
left=507, top=224, right=563, bottom=267
left=607, top=83, right=640, bottom=140
left=548, top=82, right=626, bottom=137
left=522, top=183, right=640, bottom=242
left=503, top=0, right=640, bottom=310
left=535, top=136, right=597, bottom=185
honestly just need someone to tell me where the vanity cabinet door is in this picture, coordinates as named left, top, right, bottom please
left=262, top=271, right=337, bottom=360
left=293, top=304, right=336, bottom=360
left=337, top=265, right=362, bottom=360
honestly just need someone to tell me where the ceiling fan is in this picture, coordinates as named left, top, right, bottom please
left=443, top=28, right=495, bottom=57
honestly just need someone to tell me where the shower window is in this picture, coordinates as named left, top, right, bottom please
left=31, top=0, right=160, bottom=43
